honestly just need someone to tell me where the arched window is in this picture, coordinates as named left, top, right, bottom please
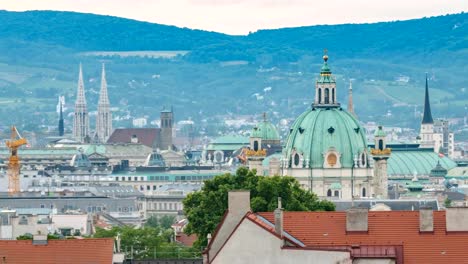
left=332, top=89, right=335, bottom=104
left=361, top=153, right=366, bottom=167
left=324, top=88, right=330, bottom=104
left=318, top=88, right=322, bottom=104
left=327, top=153, right=337, bottom=166
left=378, top=139, right=384, bottom=150
left=294, top=153, right=300, bottom=166
left=327, top=189, right=332, bottom=197
left=253, top=140, right=259, bottom=151
left=362, top=187, right=366, bottom=197
left=334, top=190, right=339, bottom=197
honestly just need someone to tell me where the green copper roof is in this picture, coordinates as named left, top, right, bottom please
left=206, top=136, right=249, bottom=151
left=318, top=55, right=335, bottom=84
left=374, top=126, right=387, bottom=137
left=283, top=107, right=367, bottom=168
left=251, top=120, right=280, bottom=141
left=387, top=151, right=457, bottom=176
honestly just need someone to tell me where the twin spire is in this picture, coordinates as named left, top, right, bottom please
left=72, top=63, right=112, bottom=143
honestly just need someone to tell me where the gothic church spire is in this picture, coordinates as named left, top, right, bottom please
left=73, top=63, right=90, bottom=142
left=422, top=73, right=434, bottom=124
left=96, top=63, right=113, bottom=142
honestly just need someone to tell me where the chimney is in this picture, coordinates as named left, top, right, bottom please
left=419, top=207, right=433, bottom=232
left=346, top=208, right=368, bottom=232
left=274, top=197, right=283, bottom=237
left=446, top=207, right=468, bottom=231
left=228, top=190, right=251, bottom=216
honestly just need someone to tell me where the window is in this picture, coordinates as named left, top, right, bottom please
left=147, top=185, right=150, bottom=191
left=378, top=139, right=384, bottom=150
left=327, top=189, right=332, bottom=197
left=253, top=140, right=259, bottom=151
left=19, top=216, right=28, bottom=225
left=327, top=153, right=337, bottom=166
left=362, top=187, right=367, bottom=197
left=318, top=88, right=322, bottom=104
left=153, top=186, right=157, bottom=190
left=334, top=190, right=339, bottom=197
left=294, top=153, right=300, bottom=166
left=360, top=153, right=366, bottom=166
left=40, top=204, right=45, bottom=209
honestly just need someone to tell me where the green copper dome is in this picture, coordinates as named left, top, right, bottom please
left=283, top=108, right=368, bottom=168
left=251, top=119, right=280, bottom=141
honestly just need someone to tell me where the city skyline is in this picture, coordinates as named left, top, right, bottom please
left=0, top=0, right=466, bottom=34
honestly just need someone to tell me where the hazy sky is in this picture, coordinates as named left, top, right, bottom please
left=1, top=0, right=467, bottom=35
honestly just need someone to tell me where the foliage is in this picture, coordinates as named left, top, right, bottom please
left=145, top=215, right=176, bottom=230
left=93, top=226, right=199, bottom=259
left=183, top=167, right=335, bottom=247
left=0, top=11, right=466, bottom=131
left=444, top=198, right=452, bottom=208
left=16, top=233, right=33, bottom=240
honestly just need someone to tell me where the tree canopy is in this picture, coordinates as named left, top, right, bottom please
left=94, top=225, right=199, bottom=259
left=183, top=167, right=335, bottom=247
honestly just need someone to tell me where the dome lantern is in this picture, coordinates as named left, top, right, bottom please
left=313, top=50, right=340, bottom=108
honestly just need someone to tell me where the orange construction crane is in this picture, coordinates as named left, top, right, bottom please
left=5, top=126, right=27, bottom=195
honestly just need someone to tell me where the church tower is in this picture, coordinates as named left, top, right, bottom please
left=73, top=64, right=90, bottom=143
left=419, top=74, right=435, bottom=149
left=313, top=51, right=339, bottom=108
left=371, top=126, right=391, bottom=199
left=160, top=107, right=173, bottom=150
left=96, top=63, right=113, bottom=143
left=58, top=100, right=64, bottom=136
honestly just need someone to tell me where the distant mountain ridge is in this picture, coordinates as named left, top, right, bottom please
left=0, top=10, right=466, bottom=134
left=0, top=10, right=231, bottom=51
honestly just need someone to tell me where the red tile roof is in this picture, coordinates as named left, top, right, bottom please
left=0, top=238, right=114, bottom=263
left=107, top=128, right=160, bottom=148
left=258, top=211, right=468, bottom=264
left=176, top=232, right=198, bottom=247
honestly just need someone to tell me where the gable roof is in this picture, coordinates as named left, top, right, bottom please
left=0, top=238, right=113, bottom=263
left=258, top=211, right=468, bottom=263
left=107, top=128, right=160, bottom=148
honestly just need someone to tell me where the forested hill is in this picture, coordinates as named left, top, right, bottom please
left=0, top=10, right=232, bottom=51
left=0, top=10, right=466, bottom=62
left=0, top=10, right=466, bottom=134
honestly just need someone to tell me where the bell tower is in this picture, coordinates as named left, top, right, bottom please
left=313, top=50, right=340, bottom=108
left=419, top=74, right=435, bottom=149
left=160, top=107, right=173, bottom=150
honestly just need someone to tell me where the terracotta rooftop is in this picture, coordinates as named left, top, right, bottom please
left=176, top=232, right=198, bottom=247
left=258, top=211, right=468, bottom=263
left=0, top=238, right=114, bottom=263
left=107, top=128, right=160, bottom=148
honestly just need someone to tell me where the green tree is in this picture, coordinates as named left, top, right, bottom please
left=145, top=215, right=176, bottom=230
left=183, top=167, right=335, bottom=248
left=444, top=198, right=452, bottom=208
left=93, top=226, right=198, bottom=259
